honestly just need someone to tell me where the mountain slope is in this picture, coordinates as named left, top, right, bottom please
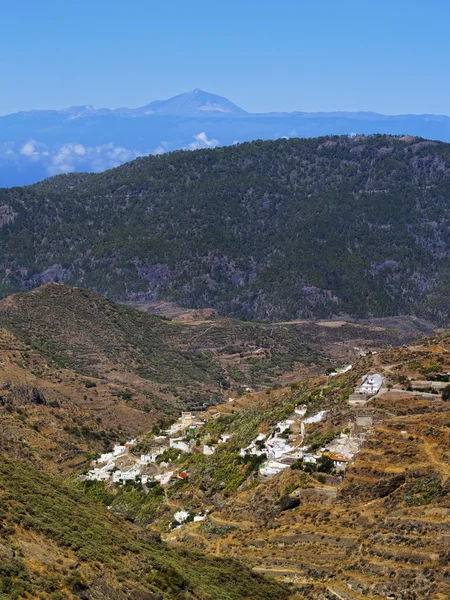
left=0, top=283, right=228, bottom=418
left=0, top=283, right=416, bottom=428
left=2, top=135, right=450, bottom=323
left=142, top=338, right=450, bottom=599
left=0, top=456, right=290, bottom=599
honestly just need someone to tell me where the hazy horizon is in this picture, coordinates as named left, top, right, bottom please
left=2, top=87, right=450, bottom=119
left=1, top=0, right=449, bottom=116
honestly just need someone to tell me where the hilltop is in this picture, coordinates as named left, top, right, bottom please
left=2, top=135, right=450, bottom=323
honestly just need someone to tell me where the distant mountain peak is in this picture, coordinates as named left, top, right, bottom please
left=140, top=89, right=247, bottom=117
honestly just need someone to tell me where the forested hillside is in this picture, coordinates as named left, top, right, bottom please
left=2, top=134, right=450, bottom=322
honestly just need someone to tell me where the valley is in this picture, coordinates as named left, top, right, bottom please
left=0, top=283, right=448, bottom=598
left=99, top=335, right=449, bottom=599
left=3, top=5, right=450, bottom=599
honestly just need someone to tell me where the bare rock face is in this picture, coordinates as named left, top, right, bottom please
left=277, top=494, right=300, bottom=511
left=374, top=473, right=406, bottom=498
left=5, top=384, right=47, bottom=406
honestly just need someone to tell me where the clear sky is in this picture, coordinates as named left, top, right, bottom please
left=1, top=0, right=449, bottom=115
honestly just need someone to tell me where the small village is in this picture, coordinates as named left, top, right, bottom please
left=83, top=370, right=385, bottom=526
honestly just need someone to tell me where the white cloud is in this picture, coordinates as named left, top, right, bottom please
left=188, top=132, right=219, bottom=150
left=0, top=140, right=144, bottom=176
left=0, top=133, right=219, bottom=179
left=20, top=140, right=37, bottom=156
left=49, top=142, right=143, bottom=175
left=153, top=141, right=172, bottom=155
left=19, top=139, right=43, bottom=162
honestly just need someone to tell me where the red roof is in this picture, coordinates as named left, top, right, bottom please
left=178, top=472, right=189, bottom=479
left=329, top=455, right=350, bottom=462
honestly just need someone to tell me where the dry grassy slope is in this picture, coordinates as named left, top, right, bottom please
left=0, top=326, right=291, bottom=599
left=0, top=282, right=419, bottom=483
left=0, top=283, right=418, bottom=427
left=0, top=327, right=128, bottom=475
left=167, top=342, right=450, bottom=600
left=0, top=283, right=230, bottom=421
left=137, top=304, right=421, bottom=390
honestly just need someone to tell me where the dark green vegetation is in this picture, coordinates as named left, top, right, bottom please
left=0, top=458, right=290, bottom=599
left=2, top=134, right=450, bottom=322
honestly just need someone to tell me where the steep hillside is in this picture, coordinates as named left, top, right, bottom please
left=178, top=393, right=450, bottom=599
left=2, top=135, right=450, bottom=322
left=1, top=285, right=448, bottom=598
left=0, top=457, right=290, bottom=599
left=0, top=317, right=292, bottom=598
left=0, top=329, right=116, bottom=474
left=0, top=283, right=228, bottom=421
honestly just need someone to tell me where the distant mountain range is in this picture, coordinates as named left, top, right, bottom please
left=2, top=89, right=450, bottom=186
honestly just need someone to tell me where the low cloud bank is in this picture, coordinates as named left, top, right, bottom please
left=0, top=140, right=144, bottom=176
left=0, top=132, right=220, bottom=179
left=154, top=132, right=220, bottom=155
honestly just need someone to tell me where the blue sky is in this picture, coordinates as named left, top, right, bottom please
left=1, top=0, right=449, bottom=115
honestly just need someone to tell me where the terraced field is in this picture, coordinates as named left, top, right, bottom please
left=166, top=342, right=450, bottom=600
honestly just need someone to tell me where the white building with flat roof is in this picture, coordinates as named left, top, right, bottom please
left=359, top=374, right=383, bottom=395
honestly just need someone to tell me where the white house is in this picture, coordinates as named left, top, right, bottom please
left=174, top=510, right=190, bottom=523
left=98, top=452, right=114, bottom=463
left=113, top=445, right=127, bottom=457
left=295, top=406, right=307, bottom=417
left=140, top=451, right=163, bottom=463
left=303, top=411, right=327, bottom=424
left=330, top=455, right=351, bottom=471
left=259, top=460, right=290, bottom=478
left=303, top=454, right=317, bottom=464
left=265, top=438, right=294, bottom=460
left=275, top=419, right=295, bottom=434
left=359, top=374, right=383, bottom=395
left=193, top=514, right=207, bottom=522
left=86, top=468, right=111, bottom=482
left=239, top=433, right=267, bottom=457
left=170, top=438, right=190, bottom=453
left=112, top=471, right=124, bottom=483
left=155, top=471, right=173, bottom=485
